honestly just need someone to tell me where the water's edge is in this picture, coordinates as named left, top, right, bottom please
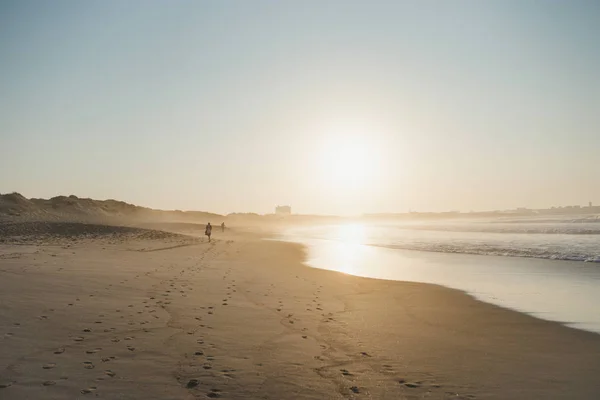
left=274, top=235, right=600, bottom=335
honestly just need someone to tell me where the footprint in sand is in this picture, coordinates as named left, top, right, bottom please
left=42, top=380, right=56, bottom=386
left=42, top=363, right=56, bottom=369
left=54, top=348, right=65, bottom=354
left=380, top=364, right=395, bottom=376
left=105, top=370, right=116, bottom=377
left=186, top=379, right=200, bottom=388
left=83, top=362, right=95, bottom=369
left=80, top=386, right=97, bottom=394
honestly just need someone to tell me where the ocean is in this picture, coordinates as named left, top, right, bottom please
left=280, top=215, right=600, bottom=334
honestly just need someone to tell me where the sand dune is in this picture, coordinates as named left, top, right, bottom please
left=0, top=193, right=223, bottom=224
left=0, top=193, right=341, bottom=230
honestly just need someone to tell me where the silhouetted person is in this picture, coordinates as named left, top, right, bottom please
left=221, top=222, right=225, bottom=232
left=205, top=222, right=212, bottom=242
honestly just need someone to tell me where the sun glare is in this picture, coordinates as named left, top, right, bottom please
left=319, top=122, right=381, bottom=191
left=329, top=224, right=367, bottom=275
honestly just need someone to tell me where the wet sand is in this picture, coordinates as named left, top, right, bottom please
left=1, top=223, right=599, bottom=399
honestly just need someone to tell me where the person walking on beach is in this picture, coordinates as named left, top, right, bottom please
left=221, top=222, right=225, bottom=232
left=205, top=222, right=212, bottom=242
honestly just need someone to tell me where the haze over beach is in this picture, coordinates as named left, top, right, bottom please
left=2, top=1, right=600, bottom=399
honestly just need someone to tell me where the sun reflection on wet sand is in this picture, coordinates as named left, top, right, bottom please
left=322, top=224, right=368, bottom=275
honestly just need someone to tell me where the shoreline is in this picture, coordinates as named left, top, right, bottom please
left=1, top=226, right=599, bottom=399
left=277, top=233, right=600, bottom=335
left=256, top=235, right=600, bottom=398
left=297, top=246, right=599, bottom=337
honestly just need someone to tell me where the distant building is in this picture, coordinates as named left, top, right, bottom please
left=275, top=205, right=291, bottom=216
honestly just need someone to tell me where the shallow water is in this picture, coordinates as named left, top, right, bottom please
left=280, top=221, right=600, bottom=334
left=288, top=217, right=600, bottom=262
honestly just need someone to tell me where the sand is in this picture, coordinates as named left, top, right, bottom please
left=1, top=222, right=599, bottom=399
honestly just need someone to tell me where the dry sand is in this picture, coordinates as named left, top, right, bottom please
left=1, top=222, right=599, bottom=399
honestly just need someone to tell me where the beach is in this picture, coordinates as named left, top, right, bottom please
left=1, top=222, right=600, bottom=399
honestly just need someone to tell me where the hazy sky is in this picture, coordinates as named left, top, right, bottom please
left=1, top=1, right=599, bottom=215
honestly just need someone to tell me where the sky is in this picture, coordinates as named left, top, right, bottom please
left=1, top=1, right=599, bottom=215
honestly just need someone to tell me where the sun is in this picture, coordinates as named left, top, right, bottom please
left=327, top=138, right=367, bottom=185
left=319, top=123, right=380, bottom=191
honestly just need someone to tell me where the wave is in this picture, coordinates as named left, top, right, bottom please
left=285, top=221, right=600, bottom=263
left=379, top=222, right=600, bottom=235
left=397, top=225, right=600, bottom=235
left=492, top=218, right=600, bottom=224
left=369, top=242, right=600, bottom=263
